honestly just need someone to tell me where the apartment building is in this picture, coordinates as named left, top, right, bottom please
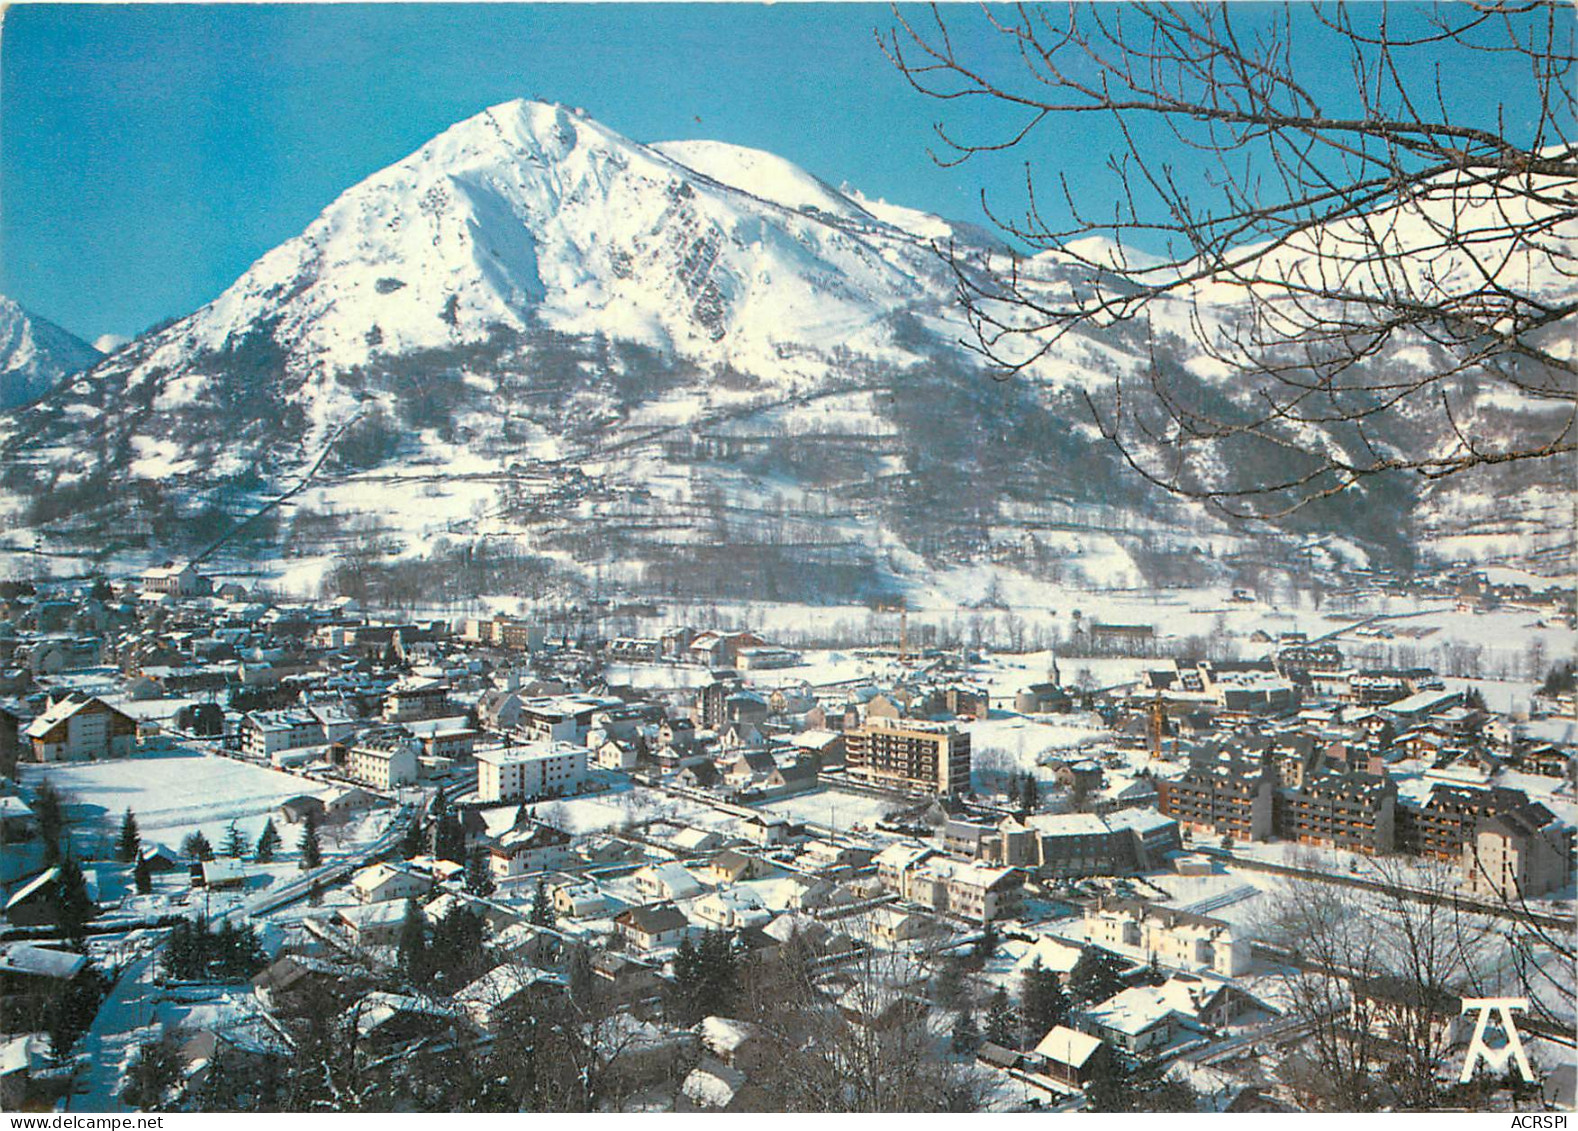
left=1275, top=772, right=1396, bottom=854
left=1462, top=804, right=1573, bottom=900
left=24, top=694, right=137, bottom=762
left=382, top=677, right=451, bottom=723
left=1156, top=754, right=1275, bottom=840
left=345, top=730, right=421, bottom=790
left=475, top=742, right=588, bottom=803
left=844, top=716, right=971, bottom=795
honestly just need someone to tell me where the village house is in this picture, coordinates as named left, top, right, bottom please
left=1083, top=901, right=1252, bottom=976
left=350, top=862, right=431, bottom=904
left=489, top=822, right=575, bottom=879
left=141, top=560, right=211, bottom=598
left=1036, top=1026, right=1108, bottom=1089
left=633, top=861, right=708, bottom=903
left=615, top=904, right=692, bottom=953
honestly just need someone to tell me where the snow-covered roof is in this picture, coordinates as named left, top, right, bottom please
left=682, top=1061, right=747, bottom=1109
left=1034, top=1024, right=1103, bottom=1067
left=4, top=868, right=59, bottom=912
left=0, top=942, right=87, bottom=980
left=698, top=1015, right=758, bottom=1057
left=1012, top=936, right=1083, bottom=976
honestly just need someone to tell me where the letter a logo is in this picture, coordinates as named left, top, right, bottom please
left=1459, top=997, right=1535, bottom=1083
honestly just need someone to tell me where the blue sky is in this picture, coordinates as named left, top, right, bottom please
left=1, top=3, right=1551, bottom=343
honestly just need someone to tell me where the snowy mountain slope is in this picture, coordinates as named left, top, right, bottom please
left=0, top=100, right=1567, bottom=593
left=0, top=295, right=101, bottom=408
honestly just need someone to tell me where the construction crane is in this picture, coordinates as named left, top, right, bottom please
left=1146, top=690, right=1169, bottom=761
left=876, top=600, right=908, bottom=664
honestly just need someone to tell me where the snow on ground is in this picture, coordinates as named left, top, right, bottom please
left=757, top=786, right=902, bottom=834
left=20, top=751, right=330, bottom=855
left=534, top=783, right=741, bottom=836
left=964, top=712, right=1110, bottom=779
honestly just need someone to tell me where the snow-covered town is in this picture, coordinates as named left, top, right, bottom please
left=1, top=560, right=1573, bottom=1113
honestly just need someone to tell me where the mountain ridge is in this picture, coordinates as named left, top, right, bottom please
left=0, top=99, right=1567, bottom=596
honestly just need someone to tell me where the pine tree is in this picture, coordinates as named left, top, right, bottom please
left=1020, top=774, right=1039, bottom=813
left=971, top=921, right=1000, bottom=966
left=121, top=1036, right=185, bottom=1111
left=433, top=810, right=466, bottom=864
left=1019, top=959, right=1071, bottom=1045
left=45, top=961, right=106, bottom=1058
left=1069, top=947, right=1128, bottom=1005
left=182, top=830, right=213, bottom=862
left=400, top=816, right=425, bottom=859
left=255, top=819, right=281, bottom=863
left=54, top=852, right=94, bottom=949
left=133, top=854, right=153, bottom=895
left=951, top=1006, right=982, bottom=1054
left=528, top=875, right=555, bottom=926
left=397, top=898, right=429, bottom=986
left=465, top=845, right=496, bottom=897
left=984, top=985, right=1016, bottom=1047
left=33, top=781, right=66, bottom=863
left=222, top=821, right=248, bottom=860
left=671, top=935, right=704, bottom=1024
left=568, top=944, right=595, bottom=1006
left=116, top=808, right=141, bottom=863
left=298, top=812, right=322, bottom=870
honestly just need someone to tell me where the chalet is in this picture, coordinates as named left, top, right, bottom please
left=615, top=904, right=691, bottom=953
left=551, top=879, right=613, bottom=919
left=489, top=823, right=574, bottom=878
left=633, top=862, right=707, bottom=902
left=278, top=794, right=327, bottom=825
left=698, top=849, right=771, bottom=885
left=3, top=869, right=66, bottom=927
left=24, top=694, right=136, bottom=762
left=1036, top=1026, right=1107, bottom=1088
left=351, top=862, right=430, bottom=904
left=251, top=955, right=353, bottom=1011
left=760, top=758, right=818, bottom=797
left=336, top=900, right=410, bottom=947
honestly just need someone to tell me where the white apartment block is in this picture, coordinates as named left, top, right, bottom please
left=476, top=742, right=589, bottom=803
left=346, top=731, right=422, bottom=790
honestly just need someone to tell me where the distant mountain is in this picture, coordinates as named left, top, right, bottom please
left=0, top=100, right=1565, bottom=596
left=0, top=295, right=101, bottom=408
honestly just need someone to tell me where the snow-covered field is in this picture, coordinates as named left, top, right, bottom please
left=757, top=786, right=902, bottom=833
left=20, top=751, right=324, bottom=854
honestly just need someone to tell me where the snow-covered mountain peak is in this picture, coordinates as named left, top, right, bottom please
left=0, top=294, right=101, bottom=408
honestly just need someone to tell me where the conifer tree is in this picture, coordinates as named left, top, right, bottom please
left=116, top=808, right=141, bottom=863
left=1019, top=959, right=1071, bottom=1045
left=133, top=854, right=153, bottom=895
left=182, top=830, right=213, bottom=862
left=985, top=985, right=1016, bottom=1047
left=254, top=819, right=281, bottom=863
left=1069, top=947, right=1128, bottom=1005
left=222, top=821, right=248, bottom=860
left=398, top=898, right=429, bottom=986
left=465, top=845, right=496, bottom=897
left=54, top=852, right=94, bottom=949
left=298, top=812, right=322, bottom=870
left=951, top=1006, right=982, bottom=1054
left=33, top=781, right=66, bottom=863
left=528, top=875, right=555, bottom=926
